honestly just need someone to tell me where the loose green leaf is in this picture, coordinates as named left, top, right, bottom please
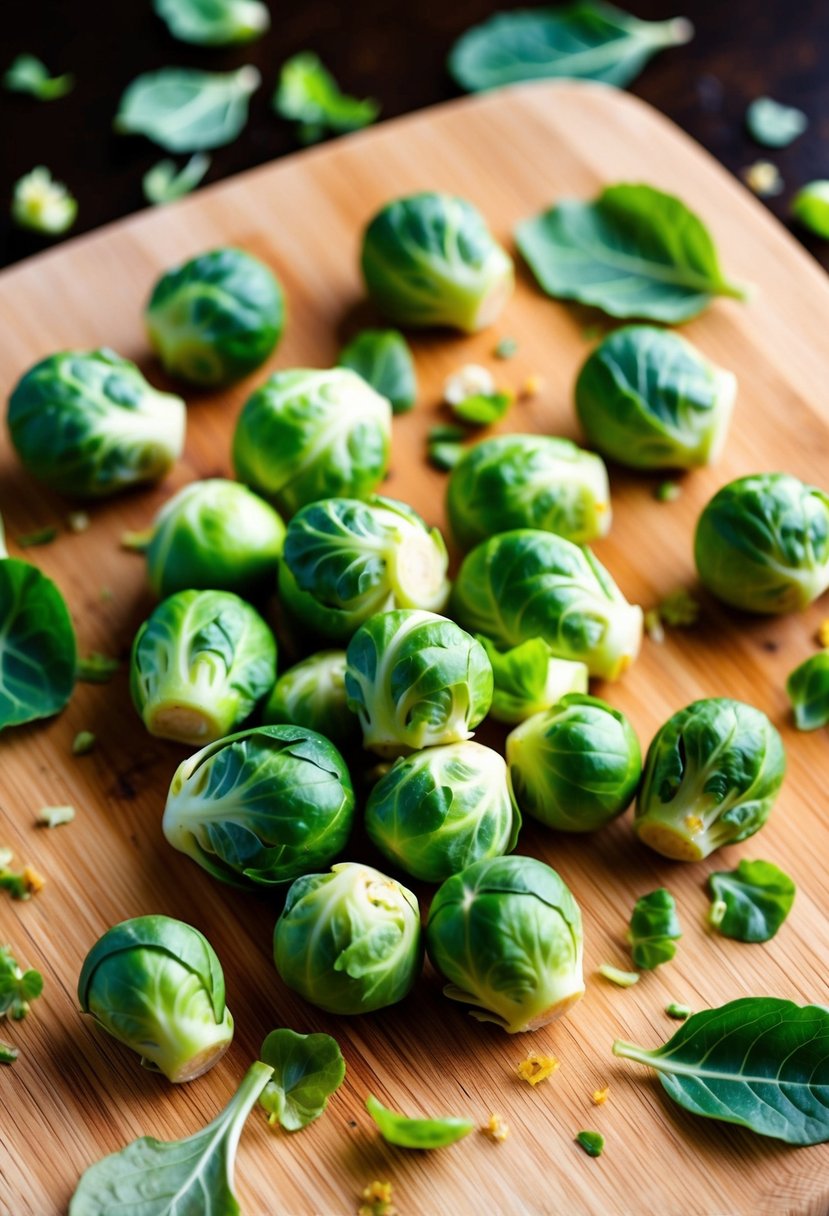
left=69, top=1060, right=273, bottom=1214
left=792, top=182, right=829, bottom=239
left=428, top=440, right=464, bottom=471
left=143, top=153, right=211, bottom=205
left=429, top=425, right=465, bottom=442
left=121, top=529, right=154, bottom=552
left=597, top=964, right=639, bottom=987
left=627, top=888, right=681, bottom=970
left=365, top=1094, right=474, bottom=1149
left=115, top=66, right=260, bottom=152
left=708, top=859, right=795, bottom=943
left=448, top=3, right=693, bottom=92
left=451, top=391, right=512, bottom=426
left=787, top=651, right=829, bottom=730
left=153, top=0, right=270, bottom=46
left=516, top=183, right=745, bottom=323
left=0, top=1040, right=18, bottom=1063
left=645, top=589, right=700, bottom=643
left=16, top=526, right=58, bottom=548
left=3, top=54, right=73, bottom=100
left=494, top=336, right=518, bottom=358
left=0, top=559, right=77, bottom=730
left=258, top=1029, right=346, bottom=1131
left=665, top=1002, right=691, bottom=1020
left=338, top=329, right=417, bottom=414
left=72, top=731, right=96, bottom=756
left=274, top=53, right=379, bottom=144
left=76, top=654, right=119, bottom=684
left=745, top=97, right=807, bottom=148
left=36, top=805, right=76, bottom=827
left=12, top=166, right=77, bottom=235
left=614, top=997, right=829, bottom=1145
left=0, top=945, right=44, bottom=1020
left=575, top=1129, right=604, bottom=1157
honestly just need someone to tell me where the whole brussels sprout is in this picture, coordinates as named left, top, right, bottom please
left=278, top=495, right=450, bottom=641
left=145, top=478, right=286, bottom=599
left=130, top=589, right=276, bottom=745
left=451, top=529, right=642, bottom=681
left=345, top=609, right=493, bottom=757
left=694, top=473, right=829, bottom=614
left=360, top=192, right=514, bottom=332
left=575, top=327, right=736, bottom=470
left=7, top=348, right=185, bottom=497
left=77, top=915, right=233, bottom=1082
left=635, top=698, right=786, bottom=861
left=478, top=635, right=588, bottom=725
left=506, top=694, right=641, bottom=832
left=145, top=247, right=285, bottom=386
left=232, top=368, right=392, bottom=515
left=261, top=650, right=359, bottom=752
left=273, top=862, right=422, bottom=1014
left=364, top=741, right=521, bottom=882
left=447, top=434, right=611, bottom=551
left=163, top=725, right=355, bottom=888
left=425, top=855, right=584, bottom=1034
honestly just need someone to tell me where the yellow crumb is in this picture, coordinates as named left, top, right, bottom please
left=21, top=866, right=45, bottom=894
left=817, top=619, right=829, bottom=647
left=521, top=374, right=544, bottom=398
left=684, top=814, right=704, bottom=834
left=358, top=1180, right=396, bottom=1216
left=592, top=1087, right=609, bottom=1105
left=517, top=1054, right=560, bottom=1086
left=482, top=1113, right=510, bottom=1142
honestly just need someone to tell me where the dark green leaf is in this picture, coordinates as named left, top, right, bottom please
left=153, top=0, right=270, bottom=46
left=708, top=859, right=795, bottom=943
left=143, top=153, right=211, bottom=205
left=0, top=559, right=76, bottom=730
left=3, top=54, right=73, bottom=100
left=115, top=66, right=260, bottom=152
left=274, top=53, right=379, bottom=142
left=258, top=1028, right=346, bottom=1131
left=628, top=888, right=681, bottom=969
left=745, top=97, right=807, bottom=148
left=338, top=329, right=416, bottom=414
left=428, top=441, right=464, bottom=471
left=575, top=1129, right=604, bottom=1157
left=787, top=651, right=829, bottom=730
left=365, top=1094, right=474, bottom=1149
left=16, top=526, right=58, bottom=548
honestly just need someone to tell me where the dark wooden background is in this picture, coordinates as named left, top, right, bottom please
left=1, top=0, right=827, bottom=270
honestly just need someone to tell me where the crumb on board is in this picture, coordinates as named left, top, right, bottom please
left=520, top=374, right=544, bottom=398
left=358, top=1179, right=397, bottom=1216
left=592, top=1087, right=609, bottom=1105
left=517, top=1054, right=560, bottom=1086
left=817, top=619, right=829, bottom=648
left=482, top=1112, right=510, bottom=1141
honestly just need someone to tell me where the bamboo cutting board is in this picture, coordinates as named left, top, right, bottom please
left=2, top=81, right=829, bottom=1216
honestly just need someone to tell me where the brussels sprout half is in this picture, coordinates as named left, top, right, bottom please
left=261, top=650, right=360, bottom=752
left=77, top=915, right=233, bottom=1082
left=7, top=348, right=185, bottom=498
left=360, top=192, right=514, bottom=333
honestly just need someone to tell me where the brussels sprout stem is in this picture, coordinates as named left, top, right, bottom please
left=708, top=898, right=728, bottom=929
left=611, top=1039, right=656, bottom=1066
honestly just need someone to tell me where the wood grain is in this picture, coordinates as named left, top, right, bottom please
left=1, top=81, right=829, bottom=1216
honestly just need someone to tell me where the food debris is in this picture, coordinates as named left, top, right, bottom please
left=0, top=851, right=44, bottom=901
left=16, top=526, right=58, bottom=548
left=520, top=373, right=544, bottom=398
left=591, top=1087, right=609, bottom=1105
left=0, top=945, right=43, bottom=1020
left=597, top=964, right=639, bottom=988
left=576, top=1130, right=604, bottom=1158
left=517, top=1053, right=560, bottom=1086
left=494, top=337, right=518, bottom=359
left=358, top=1180, right=397, bottom=1216
left=482, top=1112, right=509, bottom=1141
left=72, top=731, right=96, bottom=756
left=646, top=590, right=700, bottom=643
left=443, top=363, right=494, bottom=406
left=67, top=511, right=90, bottom=533
left=428, top=440, right=464, bottom=471
left=121, top=529, right=153, bottom=552
left=665, top=1002, right=692, bottom=1020
left=742, top=160, right=784, bottom=198
left=817, top=620, right=829, bottom=648
left=76, top=653, right=120, bottom=683
left=0, top=1041, right=18, bottom=1064
left=36, top=805, right=76, bottom=828
left=654, top=480, right=681, bottom=502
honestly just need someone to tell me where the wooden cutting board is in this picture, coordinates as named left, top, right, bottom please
left=2, top=80, right=829, bottom=1216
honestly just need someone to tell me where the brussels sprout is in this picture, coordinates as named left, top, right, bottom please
left=506, top=694, right=641, bottom=832
left=145, top=247, right=285, bottom=386
left=360, top=192, right=514, bottom=333
left=447, top=434, right=611, bottom=551
left=364, top=741, right=520, bottom=882
left=345, top=609, right=493, bottom=757
left=7, top=348, right=185, bottom=498
left=694, top=473, right=829, bottom=614
left=425, top=855, right=584, bottom=1034
left=77, top=915, right=233, bottom=1082
left=130, top=589, right=276, bottom=745
left=232, top=368, right=392, bottom=515
left=635, top=698, right=786, bottom=861
left=574, top=327, right=736, bottom=470
left=278, top=496, right=450, bottom=641
left=163, top=725, right=355, bottom=888
left=261, top=650, right=359, bottom=752
left=273, top=862, right=422, bottom=1014
left=478, top=635, right=588, bottom=725
left=145, top=478, right=286, bottom=598
left=451, top=529, right=643, bottom=681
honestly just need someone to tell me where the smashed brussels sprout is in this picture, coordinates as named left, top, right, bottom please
left=575, top=327, right=736, bottom=469
left=273, top=862, right=422, bottom=1014
left=78, top=915, right=234, bottom=1082
left=145, top=478, right=286, bottom=598
left=360, top=192, right=513, bottom=332
left=278, top=496, right=450, bottom=641
left=364, top=741, right=520, bottom=882
left=261, top=650, right=359, bottom=752
left=451, top=529, right=642, bottom=681
left=694, top=473, right=829, bottom=614
left=478, top=635, right=588, bottom=725
left=130, top=589, right=276, bottom=745
left=635, top=698, right=785, bottom=861
left=506, top=694, right=641, bottom=832
left=232, top=368, right=392, bottom=515
left=145, top=247, right=285, bottom=386
left=345, top=609, right=493, bottom=757
left=447, top=434, right=611, bottom=550
left=426, top=855, right=584, bottom=1034
left=8, top=348, right=185, bottom=497
left=163, top=725, right=355, bottom=888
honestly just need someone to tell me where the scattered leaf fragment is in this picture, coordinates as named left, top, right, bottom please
left=742, top=161, right=783, bottom=198
left=665, top=1002, right=691, bottom=1020
left=274, top=52, right=379, bottom=144
left=791, top=181, right=829, bottom=239
left=12, top=166, right=77, bottom=235
left=592, top=1086, right=609, bottom=1105
left=358, top=1180, right=397, bottom=1216
left=576, top=1130, right=604, bottom=1158
left=452, top=390, right=512, bottom=426
left=143, top=153, right=211, bottom=205
left=72, top=731, right=96, bottom=756
left=787, top=650, right=829, bottom=730
left=115, top=66, right=261, bottom=153
left=0, top=944, right=44, bottom=1019
left=646, top=589, right=699, bottom=643
left=494, top=337, right=518, bottom=359
left=628, top=888, right=682, bottom=969
left=338, top=329, right=417, bottom=414
left=517, top=1053, right=559, bottom=1086
left=121, top=528, right=153, bottom=552
left=444, top=363, right=493, bottom=405
left=0, top=853, right=43, bottom=901
left=76, top=654, right=120, bottom=683
left=428, top=440, right=464, bottom=471
left=36, top=805, right=76, bottom=828
left=654, top=480, right=681, bottom=502
left=365, top=1094, right=474, bottom=1149
left=708, top=859, right=795, bottom=942
left=597, top=964, right=639, bottom=988
left=482, top=1113, right=509, bottom=1142
left=0, top=1040, right=18, bottom=1063
left=153, top=0, right=271, bottom=47
left=745, top=97, right=807, bottom=148
left=3, top=54, right=73, bottom=100
left=258, top=1028, right=345, bottom=1131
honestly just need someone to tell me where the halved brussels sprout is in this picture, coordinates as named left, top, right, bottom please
left=130, top=589, right=276, bottom=745
left=364, top=741, right=520, bottom=882
left=278, top=495, right=450, bottom=641
left=261, top=650, right=359, bottom=752
left=694, top=473, right=829, bottom=614
left=7, top=348, right=185, bottom=497
left=360, top=192, right=514, bottom=332
left=232, top=368, right=392, bottom=515
left=447, top=434, right=611, bottom=551
left=145, top=478, right=286, bottom=599
left=451, top=529, right=642, bottom=681
left=575, top=327, right=736, bottom=469
left=506, top=694, right=641, bottom=832
left=478, top=635, right=588, bottom=725
left=273, top=862, right=422, bottom=1014
left=163, top=725, right=355, bottom=888
left=145, top=247, right=285, bottom=386
left=425, top=855, right=584, bottom=1034
left=77, top=915, right=233, bottom=1082
left=635, top=697, right=786, bottom=861
left=345, top=609, right=493, bottom=757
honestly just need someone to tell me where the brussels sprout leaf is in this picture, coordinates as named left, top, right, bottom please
left=115, top=66, right=260, bottom=152
left=0, top=559, right=77, bottom=730
left=366, top=1094, right=474, bottom=1149
left=575, top=1130, right=604, bottom=1158
left=627, top=888, right=681, bottom=969
left=450, top=391, right=512, bottom=426
left=338, top=329, right=416, bottom=414
left=259, top=1028, right=346, bottom=1131
left=428, top=440, right=464, bottom=471
left=274, top=53, right=379, bottom=144
left=3, top=54, right=73, bottom=100
left=0, top=1041, right=18, bottom=1063
left=0, top=945, right=44, bottom=1020
left=478, top=634, right=588, bottom=723
left=792, top=182, right=829, bottom=239
left=787, top=651, right=829, bottom=730
left=153, top=0, right=270, bottom=46
left=143, top=153, right=211, bottom=205
left=708, top=859, right=795, bottom=943
left=745, top=97, right=807, bottom=148
left=12, top=166, right=77, bottom=234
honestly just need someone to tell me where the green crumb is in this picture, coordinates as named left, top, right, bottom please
left=665, top=1002, right=691, bottom=1020
left=428, top=441, right=464, bottom=471
left=494, top=337, right=518, bottom=359
left=654, top=481, right=681, bottom=502
left=72, top=731, right=96, bottom=756
left=576, top=1130, right=604, bottom=1158
left=597, top=964, right=639, bottom=988
left=16, top=526, right=58, bottom=548
left=0, top=1041, right=18, bottom=1064
left=76, top=654, right=120, bottom=683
